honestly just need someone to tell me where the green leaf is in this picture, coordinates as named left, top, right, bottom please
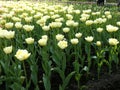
left=102, top=59, right=109, bottom=66
left=35, top=86, right=39, bottom=90
left=51, top=49, right=62, bottom=67
left=30, top=65, right=38, bottom=85
left=62, top=71, right=75, bottom=90
left=43, top=74, right=51, bottom=90
left=73, top=61, right=80, bottom=73
left=53, top=67, right=65, bottom=82
left=52, top=55, right=60, bottom=67
left=48, top=61, right=52, bottom=76
left=42, top=62, right=47, bottom=74
left=59, top=85, right=63, bottom=90
left=85, top=43, right=90, bottom=54
left=75, top=73, right=81, bottom=81
left=41, top=50, right=48, bottom=61
left=61, top=52, right=66, bottom=72
left=0, top=61, right=5, bottom=73
left=99, top=59, right=109, bottom=67
left=0, top=76, right=4, bottom=85
left=10, top=82, right=25, bottom=90
left=42, top=61, right=52, bottom=76
left=0, top=61, right=13, bottom=75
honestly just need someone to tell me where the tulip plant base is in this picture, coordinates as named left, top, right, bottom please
left=41, top=65, right=120, bottom=90
left=0, top=57, right=120, bottom=90
left=36, top=66, right=120, bottom=90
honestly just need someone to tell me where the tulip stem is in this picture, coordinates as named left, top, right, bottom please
left=23, top=61, right=28, bottom=89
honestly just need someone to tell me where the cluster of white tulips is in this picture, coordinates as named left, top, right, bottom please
left=0, top=29, right=15, bottom=39
left=0, top=1, right=120, bottom=90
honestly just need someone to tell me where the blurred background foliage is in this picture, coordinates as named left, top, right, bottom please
left=65, top=0, right=115, bottom=3
left=3, top=0, right=117, bottom=3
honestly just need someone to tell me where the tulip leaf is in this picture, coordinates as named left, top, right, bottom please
left=62, top=71, right=75, bottom=89
left=10, top=82, right=25, bottom=90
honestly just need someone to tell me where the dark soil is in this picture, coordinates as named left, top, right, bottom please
left=65, top=63, right=120, bottom=90
left=60, top=71, right=120, bottom=90
left=86, top=71, right=120, bottom=90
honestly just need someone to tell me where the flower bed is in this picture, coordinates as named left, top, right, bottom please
left=0, top=1, right=120, bottom=90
